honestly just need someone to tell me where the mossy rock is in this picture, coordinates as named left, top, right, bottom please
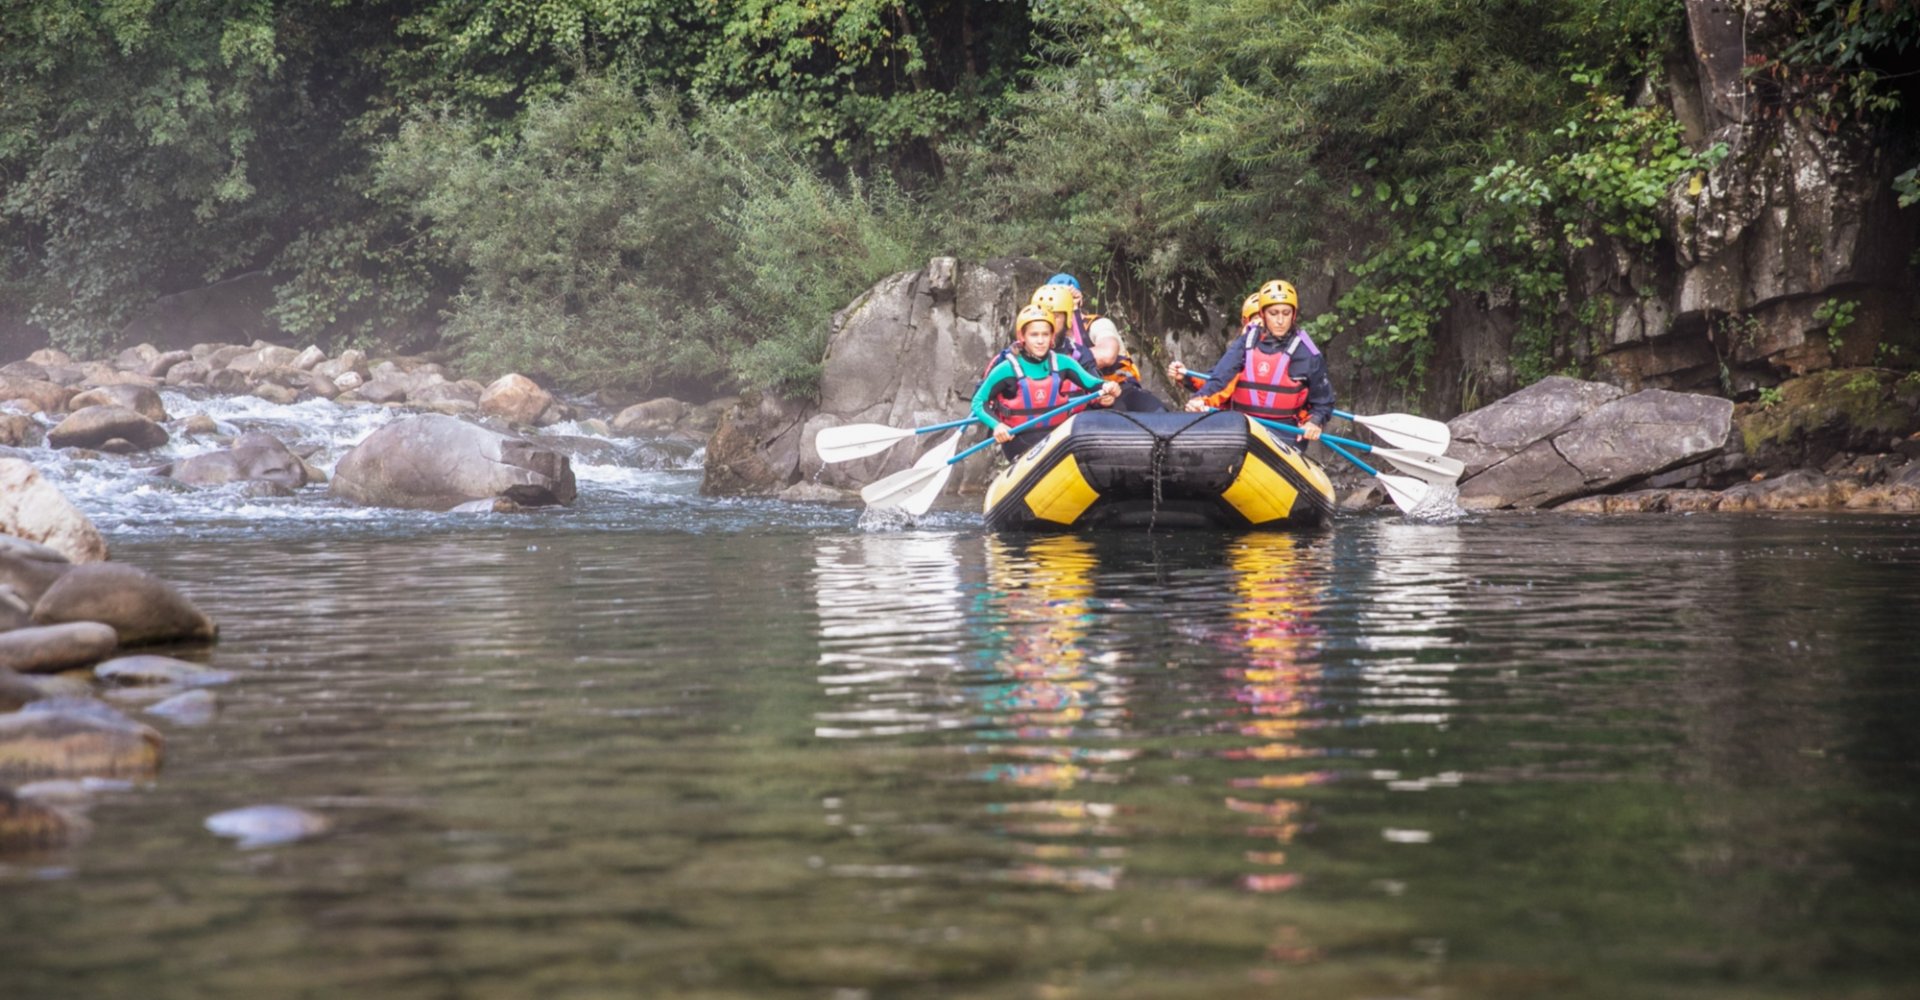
left=1735, top=369, right=1920, bottom=469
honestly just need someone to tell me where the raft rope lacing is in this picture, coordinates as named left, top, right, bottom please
left=1110, top=409, right=1217, bottom=535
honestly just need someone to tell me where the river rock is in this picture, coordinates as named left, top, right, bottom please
left=31, top=563, right=218, bottom=647
left=95, top=654, right=233, bottom=687
left=1459, top=389, right=1734, bottom=510
left=333, top=370, right=365, bottom=392
left=145, top=349, right=192, bottom=379
left=25, top=348, right=72, bottom=367
left=0, top=701, right=164, bottom=780
left=704, top=257, right=1051, bottom=497
left=478, top=373, right=554, bottom=426
left=0, top=461, right=109, bottom=563
left=0, top=583, right=31, bottom=629
left=0, top=669, right=45, bottom=711
left=612, top=398, right=689, bottom=435
left=0, top=414, right=38, bottom=447
left=1714, top=469, right=1856, bottom=511
left=356, top=376, right=411, bottom=404
left=1448, top=376, right=1626, bottom=477
left=0, top=375, right=74, bottom=415
left=1845, top=462, right=1920, bottom=511
left=291, top=345, right=326, bottom=370
left=144, top=688, right=218, bottom=725
left=170, top=432, right=308, bottom=488
left=47, top=405, right=169, bottom=451
left=0, top=623, right=119, bottom=675
left=412, top=379, right=485, bottom=408
left=0, top=787, right=86, bottom=851
left=205, top=804, right=330, bottom=848
left=111, top=343, right=158, bottom=372
left=68, top=384, right=168, bottom=423
left=330, top=414, right=576, bottom=511
left=314, top=350, right=367, bottom=381
left=166, top=360, right=211, bottom=386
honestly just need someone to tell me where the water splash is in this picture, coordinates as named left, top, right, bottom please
left=1403, top=482, right=1470, bottom=523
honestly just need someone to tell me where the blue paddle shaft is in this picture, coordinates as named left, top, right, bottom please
left=1319, top=437, right=1381, bottom=477
left=914, top=417, right=977, bottom=436
left=1252, top=416, right=1373, bottom=454
left=951, top=395, right=1100, bottom=466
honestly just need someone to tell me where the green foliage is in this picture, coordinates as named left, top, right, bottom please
left=1757, top=385, right=1785, bottom=408
left=1895, top=165, right=1920, bottom=209
left=1814, top=295, right=1857, bottom=354
left=375, top=79, right=937, bottom=394
left=1765, top=0, right=1920, bottom=121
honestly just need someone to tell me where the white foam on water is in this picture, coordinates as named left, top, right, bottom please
left=1403, top=483, right=1470, bottom=523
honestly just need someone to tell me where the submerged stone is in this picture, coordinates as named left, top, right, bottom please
left=204, top=804, right=329, bottom=849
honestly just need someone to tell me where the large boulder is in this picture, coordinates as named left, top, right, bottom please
left=1459, top=388, right=1735, bottom=509
left=1448, top=376, right=1626, bottom=477
left=0, top=701, right=164, bottom=780
left=0, top=414, right=38, bottom=447
left=170, top=432, right=308, bottom=488
left=68, top=384, right=169, bottom=422
left=330, top=414, right=576, bottom=511
left=31, top=563, right=218, bottom=647
left=478, top=373, right=554, bottom=426
left=46, top=405, right=169, bottom=451
left=0, top=375, right=74, bottom=415
left=0, top=623, right=120, bottom=675
left=0, top=461, right=109, bottom=562
left=702, top=256, right=1051, bottom=497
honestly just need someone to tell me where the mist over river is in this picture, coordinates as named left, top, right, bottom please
left=4, top=391, right=1919, bottom=999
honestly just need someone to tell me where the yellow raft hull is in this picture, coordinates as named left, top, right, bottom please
left=981, top=411, right=1336, bottom=531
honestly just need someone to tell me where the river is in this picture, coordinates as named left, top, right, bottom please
left=4, top=392, right=1919, bottom=998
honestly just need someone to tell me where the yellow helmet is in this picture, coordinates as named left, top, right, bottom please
left=1031, top=284, right=1077, bottom=316
left=1014, top=304, right=1057, bottom=335
left=1256, top=279, right=1298, bottom=310
left=1240, top=293, right=1262, bottom=322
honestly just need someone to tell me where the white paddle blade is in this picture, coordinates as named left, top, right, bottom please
left=1374, top=446, right=1465, bottom=485
left=1352, top=412, right=1451, bottom=455
left=815, top=423, right=916, bottom=463
left=1375, top=472, right=1433, bottom=514
left=858, top=430, right=961, bottom=514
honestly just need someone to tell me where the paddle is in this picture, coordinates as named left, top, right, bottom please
left=1316, top=437, right=1433, bottom=514
left=1253, top=418, right=1464, bottom=486
left=1332, top=408, right=1450, bottom=456
left=860, top=395, right=1101, bottom=516
left=816, top=416, right=978, bottom=464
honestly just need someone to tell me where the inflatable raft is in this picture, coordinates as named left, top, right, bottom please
left=982, top=410, right=1337, bottom=531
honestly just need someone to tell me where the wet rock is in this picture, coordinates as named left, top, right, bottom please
left=207, top=368, right=251, bottom=394
left=778, top=482, right=850, bottom=504
left=356, top=377, right=410, bottom=405
left=171, top=432, right=307, bottom=489
left=0, top=461, right=110, bottom=562
left=205, top=804, right=329, bottom=848
left=0, top=414, right=38, bottom=447
left=313, top=349, right=367, bottom=381
left=1734, top=369, right=1920, bottom=472
left=0, top=787, right=87, bottom=851
left=411, top=379, right=485, bottom=408
left=478, top=373, right=554, bottom=426
left=108, top=342, right=155, bottom=373
left=612, top=398, right=690, bottom=435
left=1714, top=469, right=1856, bottom=511
left=251, top=383, right=299, bottom=406
left=1448, top=376, right=1627, bottom=477
left=68, top=384, right=169, bottom=423
left=0, top=701, right=164, bottom=780
left=165, top=360, right=211, bottom=386
left=95, top=654, right=233, bottom=687
left=0, top=623, right=119, bottom=675
left=0, top=669, right=45, bottom=711
left=292, top=345, right=327, bottom=370
left=178, top=413, right=220, bottom=436
left=331, top=414, right=576, bottom=511
left=145, top=350, right=192, bottom=379
left=0, top=544, right=71, bottom=608
left=1460, top=389, right=1734, bottom=510
left=0, top=375, right=75, bottom=416
left=31, top=563, right=218, bottom=647
left=333, top=370, right=365, bottom=392
left=47, top=405, right=169, bottom=451
left=205, top=344, right=253, bottom=369
left=144, top=689, right=218, bottom=725
left=1845, top=462, right=1920, bottom=511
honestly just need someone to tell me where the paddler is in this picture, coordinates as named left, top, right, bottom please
left=1087, top=318, right=1167, bottom=413
left=1175, top=279, right=1334, bottom=441
left=973, top=304, right=1120, bottom=459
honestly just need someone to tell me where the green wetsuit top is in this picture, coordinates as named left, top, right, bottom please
left=971, top=350, right=1107, bottom=431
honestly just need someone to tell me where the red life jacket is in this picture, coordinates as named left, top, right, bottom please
left=993, top=352, right=1081, bottom=430
left=1229, top=330, right=1310, bottom=423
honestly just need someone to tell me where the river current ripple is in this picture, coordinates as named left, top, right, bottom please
left=4, top=391, right=1920, bottom=999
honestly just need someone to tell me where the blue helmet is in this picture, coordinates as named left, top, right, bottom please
left=1046, top=273, right=1080, bottom=292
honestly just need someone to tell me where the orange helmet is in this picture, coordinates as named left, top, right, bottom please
left=1240, top=293, right=1263, bottom=323
left=1031, top=284, right=1076, bottom=316
left=1014, top=304, right=1057, bottom=336
left=1256, top=279, right=1298, bottom=310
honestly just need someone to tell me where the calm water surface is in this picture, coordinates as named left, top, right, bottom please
left=5, top=435, right=1920, bottom=997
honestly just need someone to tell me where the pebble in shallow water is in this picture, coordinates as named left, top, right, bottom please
left=204, top=805, right=330, bottom=849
